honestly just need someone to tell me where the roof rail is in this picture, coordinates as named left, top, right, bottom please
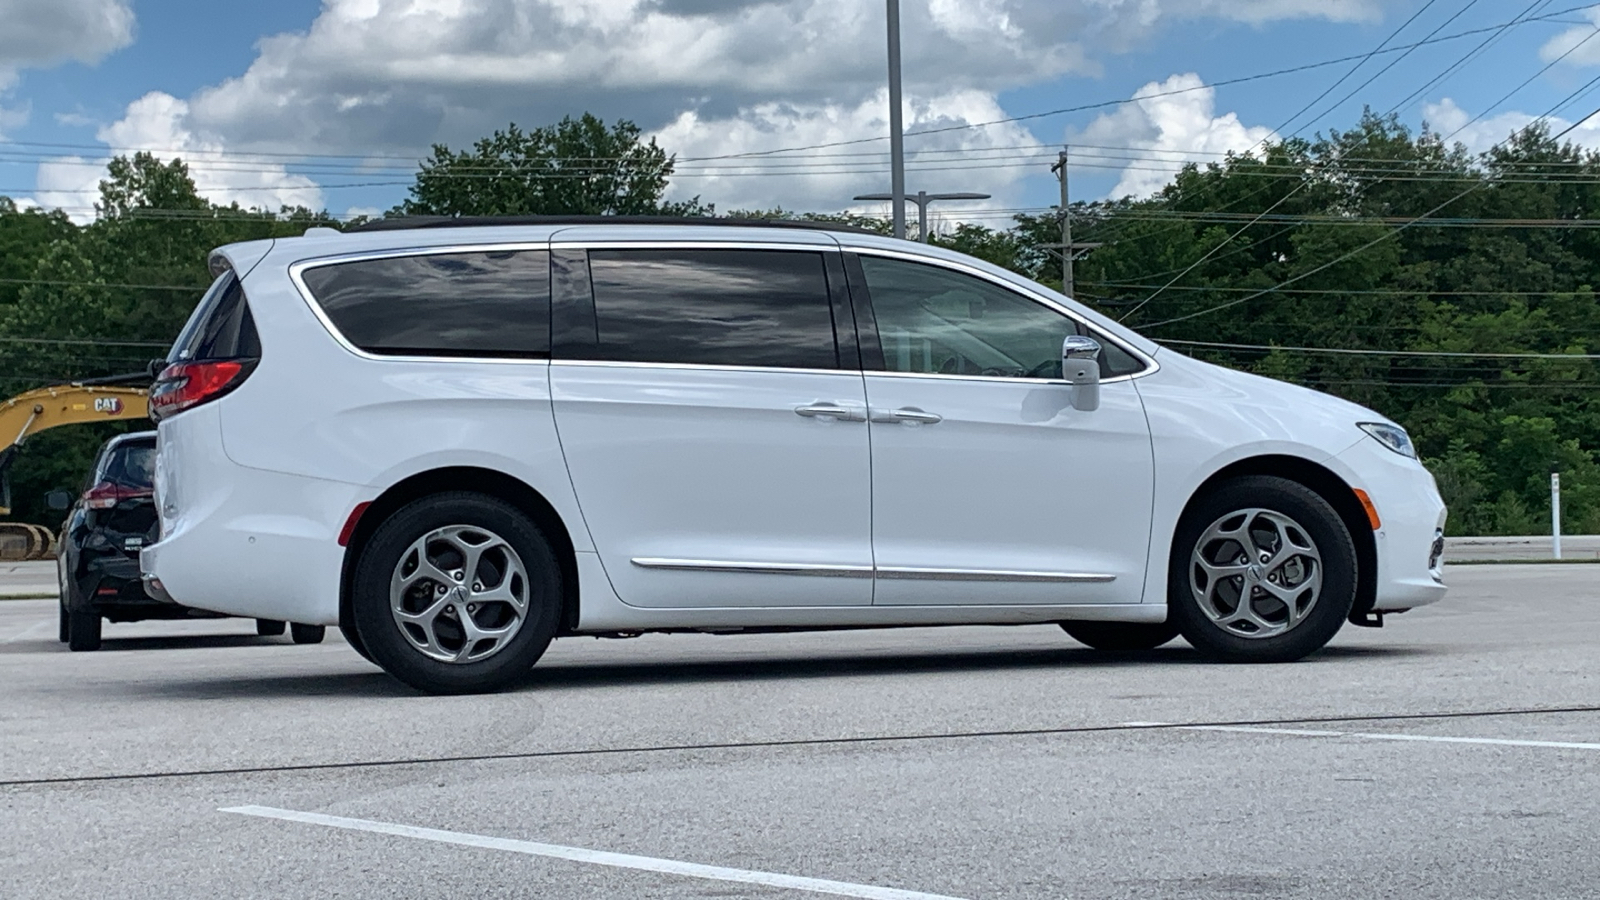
left=346, top=215, right=882, bottom=236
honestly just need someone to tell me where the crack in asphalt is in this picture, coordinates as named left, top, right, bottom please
left=4, top=703, right=1598, bottom=789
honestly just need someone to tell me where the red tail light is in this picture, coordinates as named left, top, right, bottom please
left=83, top=482, right=152, bottom=509
left=149, top=359, right=256, bottom=421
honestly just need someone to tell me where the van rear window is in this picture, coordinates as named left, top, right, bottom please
left=170, top=272, right=261, bottom=362
left=300, top=250, right=550, bottom=359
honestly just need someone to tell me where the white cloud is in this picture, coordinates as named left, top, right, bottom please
left=0, top=0, right=134, bottom=88
left=652, top=88, right=1045, bottom=213
left=1539, top=6, right=1600, bottom=68
left=1070, top=73, right=1277, bottom=199
left=155, top=0, right=1368, bottom=157
left=27, top=93, right=324, bottom=222
left=25, top=0, right=1371, bottom=216
left=1424, top=97, right=1600, bottom=156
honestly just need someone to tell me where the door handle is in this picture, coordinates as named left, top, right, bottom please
left=795, top=403, right=867, bottom=422
left=870, top=407, right=943, bottom=425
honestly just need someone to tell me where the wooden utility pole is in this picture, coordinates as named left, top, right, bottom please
left=1046, top=146, right=1101, bottom=298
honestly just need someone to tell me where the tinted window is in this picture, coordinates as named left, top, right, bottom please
left=101, top=443, right=156, bottom=490
left=302, top=250, right=549, bottom=358
left=586, top=249, right=837, bottom=369
left=860, top=257, right=1144, bottom=379
left=171, top=273, right=260, bottom=362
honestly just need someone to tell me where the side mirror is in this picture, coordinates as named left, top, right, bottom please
left=45, top=490, right=72, bottom=511
left=1062, top=335, right=1101, bottom=412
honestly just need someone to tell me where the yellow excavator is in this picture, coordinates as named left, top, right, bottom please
left=0, top=380, right=151, bottom=560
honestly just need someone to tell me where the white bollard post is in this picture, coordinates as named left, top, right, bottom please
left=1551, top=471, right=1562, bottom=561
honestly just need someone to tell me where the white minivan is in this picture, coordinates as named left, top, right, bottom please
left=141, top=217, right=1447, bottom=693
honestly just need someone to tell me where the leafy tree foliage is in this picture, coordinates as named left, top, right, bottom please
left=0, top=112, right=1595, bottom=535
left=402, top=114, right=706, bottom=217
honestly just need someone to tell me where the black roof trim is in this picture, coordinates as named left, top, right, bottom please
left=346, top=215, right=879, bottom=236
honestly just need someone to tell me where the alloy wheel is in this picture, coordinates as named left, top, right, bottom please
left=389, top=524, right=530, bottom=663
left=1189, top=508, right=1323, bottom=640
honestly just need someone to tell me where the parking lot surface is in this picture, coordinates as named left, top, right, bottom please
left=2, top=564, right=1597, bottom=899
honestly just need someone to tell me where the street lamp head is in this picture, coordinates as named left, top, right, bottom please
left=853, top=194, right=895, bottom=202
left=925, top=193, right=992, bottom=201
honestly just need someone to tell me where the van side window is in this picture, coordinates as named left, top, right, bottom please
left=583, top=249, right=838, bottom=370
left=858, top=256, right=1145, bottom=379
left=301, top=250, right=550, bottom=358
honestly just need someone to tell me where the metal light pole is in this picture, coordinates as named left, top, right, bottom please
left=886, top=0, right=907, bottom=239
left=855, top=192, right=991, bottom=242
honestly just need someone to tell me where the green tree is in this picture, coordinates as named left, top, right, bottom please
left=402, top=114, right=705, bottom=217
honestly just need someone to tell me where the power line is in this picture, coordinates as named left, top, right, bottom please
left=1161, top=339, right=1600, bottom=359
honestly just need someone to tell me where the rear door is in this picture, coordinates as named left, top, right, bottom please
left=549, top=242, right=874, bottom=609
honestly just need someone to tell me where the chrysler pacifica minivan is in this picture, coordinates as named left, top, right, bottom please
left=141, top=217, right=1446, bottom=693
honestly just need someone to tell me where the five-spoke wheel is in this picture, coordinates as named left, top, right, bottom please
left=1170, top=475, right=1356, bottom=663
left=351, top=492, right=561, bottom=694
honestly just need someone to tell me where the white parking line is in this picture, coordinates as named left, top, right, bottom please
left=1124, top=722, right=1600, bottom=751
left=2, top=620, right=49, bottom=644
left=221, top=805, right=968, bottom=900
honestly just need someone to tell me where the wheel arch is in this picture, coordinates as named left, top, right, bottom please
left=339, top=467, right=581, bottom=637
left=1174, top=454, right=1378, bottom=620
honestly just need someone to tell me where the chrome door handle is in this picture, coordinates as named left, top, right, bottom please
left=870, top=407, right=943, bottom=425
left=795, top=403, right=867, bottom=422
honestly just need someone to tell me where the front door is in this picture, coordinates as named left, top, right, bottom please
left=851, top=254, right=1155, bottom=606
left=550, top=245, right=874, bottom=609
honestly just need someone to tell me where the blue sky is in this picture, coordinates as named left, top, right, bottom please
left=3, top=1, right=1598, bottom=225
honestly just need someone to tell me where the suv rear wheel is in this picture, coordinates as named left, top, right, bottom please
left=351, top=492, right=562, bottom=694
left=1169, top=475, right=1356, bottom=663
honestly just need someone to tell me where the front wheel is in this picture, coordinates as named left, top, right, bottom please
left=1169, top=475, right=1357, bottom=663
left=1061, top=621, right=1181, bottom=651
left=352, top=492, right=562, bottom=694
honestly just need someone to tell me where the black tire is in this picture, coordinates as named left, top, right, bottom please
left=352, top=492, right=562, bottom=694
left=1169, top=475, right=1356, bottom=663
left=67, top=605, right=102, bottom=652
left=58, top=599, right=70, bottom=643
left=256, top=618, right=286, bottom=637
left=290, top=623, right=326, bottom=645
left=1061, top=620, right=1181, bottom=651
left=339, top=619, right=375, bottom=663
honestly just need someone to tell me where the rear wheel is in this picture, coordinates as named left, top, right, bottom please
left=352, top=492, right=562, bottom=694
left=338, top=619, right=375, bottom=663
left=289, top=623, right=325, bottom=645
left=255, top=618, right=286, bottom=637
left=1169, top=475, right=1356, bottom=663
left=67, top=605, right=102, bottom=652
left=1061, top=621, right=1181, bottom=651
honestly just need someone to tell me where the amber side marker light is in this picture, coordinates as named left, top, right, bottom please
left=1353, top=489, right=1382, bottom=530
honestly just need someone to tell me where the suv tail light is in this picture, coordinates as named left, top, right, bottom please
left=148, top=359, right=256, bottom=422
left=84, top=482, right=153, bottom=509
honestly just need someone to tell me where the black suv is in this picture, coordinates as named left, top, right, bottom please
left=52, top=432, right=327, bottom=650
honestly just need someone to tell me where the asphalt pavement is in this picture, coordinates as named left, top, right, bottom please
left=2, top=565, right=1597, bottom=899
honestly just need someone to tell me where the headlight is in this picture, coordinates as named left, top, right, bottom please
left=1359, top=422, right=1416, bottom=458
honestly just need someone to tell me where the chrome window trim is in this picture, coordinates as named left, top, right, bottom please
left=630, top=558, right=1114, bottom=583
left=552, top=359, right=859, bottom=378
left=551, top=239, right=841, bottom=252
left=632, top=558, right=874, bottom=578
left=287, top=242, right=553, bottom=366
left=841, top=244, right=1159, bottom=384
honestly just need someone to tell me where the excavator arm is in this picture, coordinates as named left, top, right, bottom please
left=0, top=383, right=151, bottom=560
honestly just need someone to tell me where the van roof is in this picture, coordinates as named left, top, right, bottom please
left=347, top=215, right=880, bottom=236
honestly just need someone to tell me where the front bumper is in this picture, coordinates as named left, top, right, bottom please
left=1333, top=437, right=1448, bottom=612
